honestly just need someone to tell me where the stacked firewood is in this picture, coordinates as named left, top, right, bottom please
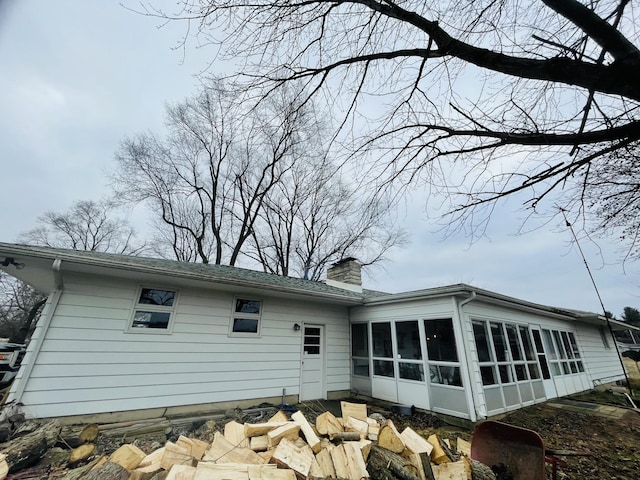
left=0, top=402, right=495, bottom=480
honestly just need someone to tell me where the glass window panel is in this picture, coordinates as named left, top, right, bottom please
left=352, top=359, right=369, bottom=377
left=429, top=365, right=462, bottom=386
left=480, top=366, right=497, bottom=385
left=569, top=361, right=578, bottom=373
left=551, top=363, right=561, bottom=375
left=139, top=288, right=175, bottom=306
left=532, top=330, right=544, bottom=353
left=577, top=361, right=585, bottom=373
left=543, top=330, right=557, bottom=359
left=568, top=332, right=581, bottom=358
left=506, top=324, right=523, bottom=361
left=232, top=318, right=259, bottom=333
left=514, top=364, right=528, bottom=381
left=499, top=365, right=512, bottom=383
left=519, top=326, right=535, bottom=361
left=305, top=336, right=320, bottom=345
left=537, top=354, right=551, bottom=379
left=553, top=331, right=567, bottom=359
left=473, top=321, right=492, bottom=362
left=395, top=321, right=422, bottom=360
left=372, top=323, right=393, bottom=358
left=132, top=311, right=171, bottom=329
left=528, top=363, right=541, bottom=379
left=561, top=362, right=571, bottom=374
left=351, top=324, right=369, bottom=357
left=373, top=359, right=394, bottom=377
left=399, top=362, right=424, bottom=381
left=491, top=323, right=508, bottom=362
left=425, top=319, right=458, bottom=361
left=304, top=345, right=320, bottom=354
left=305, top=327, right=321, bottom=336
left=235, top=299, right=261, bottom=314
left=561, top=332, right=574, bottom=359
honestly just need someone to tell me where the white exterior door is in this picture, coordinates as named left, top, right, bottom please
left=300, top=325, right=325, bottom=400
left=531, top=327, right=558, bottom=399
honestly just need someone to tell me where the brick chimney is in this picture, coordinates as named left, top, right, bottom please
left=326, top=257, right=362, bottom=293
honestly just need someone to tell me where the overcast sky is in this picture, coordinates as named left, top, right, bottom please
left=1, top=0, right=638, bottom=317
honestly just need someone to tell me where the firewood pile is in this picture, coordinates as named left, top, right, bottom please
left=0, top=401, right=496, bottom=480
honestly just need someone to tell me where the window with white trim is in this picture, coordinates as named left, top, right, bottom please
left=129, top=287, right=177, bottom=332
left=230, top=298, right=262, bottom=335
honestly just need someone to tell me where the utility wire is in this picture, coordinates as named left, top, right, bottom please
left=560, top=209, right=633, bottom=397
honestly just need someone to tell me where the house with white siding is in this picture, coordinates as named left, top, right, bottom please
left=0, top=243, right=629, bottom=423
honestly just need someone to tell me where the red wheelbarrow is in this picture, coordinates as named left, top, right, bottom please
left=471, top=421, right=545, bottom=480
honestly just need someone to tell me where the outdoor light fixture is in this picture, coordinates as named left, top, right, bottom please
left=1, top=257, right=25, bottom=269
left=293, top=323, right=301, bottom=331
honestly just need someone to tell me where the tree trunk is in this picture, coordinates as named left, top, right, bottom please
left=83, top=461, right=130, bottom=480
left=3, top=420, right=61, bottom=472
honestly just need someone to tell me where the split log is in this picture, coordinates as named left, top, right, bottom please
left=130, top=468, right=165, bottom=480
left=291, top=411, right=321, bottom=454
left=352, top=439, right=373, bottom=461
left=315, top=411, right=343, bottom=436
left=249, top=465, right=296, bottom=480
left=271, top=437, right=314, bottom=478
left=1, top=419, right=61, bottom=472
left=427, top=435, right=452, bottom=464
left=269, top=411, right=290, bottom=423
left=245, top=422, right=291, bottom=437
left=176, top=435, right=209, bottom=461
left=267, top=422, right=300, bottom=447
left=401, top=427, right=434, bottom=456
left=456, top=439, right=471, bottom=458
left=367, top=445, right=421, bottom=480
left=331, top=443, right=369, bottom=480
left=83, top=461, right=130, bottom=480
left=345, top=416, right=369, bottom=439
left=161, top=441, right=197, bottom=470
left=431, top=458, right=471, bottom=480
left=367, top=419, right=381, bottom=441
left=250, top=435, right=270, bottom=452
left=165, top=464, right=197, bottom=480
left=340, top=401, right=368, bottom=421
left=315, top=448, right=336, bottom=478
left=378, top=420, right=405, bottom=454
left=138, top=447, right=166, bottom=470
left=109, top=443, right=147, bottom=470
left=203, top=432, right=265, bottom=464
left=0, top=454, right=7, bottom=480
left=225, top=421, right=250, bottom=449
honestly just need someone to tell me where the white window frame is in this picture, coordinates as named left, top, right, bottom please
left=127, top=286, right=179, bottom=334
left=229, top=297, right=263, bottom=337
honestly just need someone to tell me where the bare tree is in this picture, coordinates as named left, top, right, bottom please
left=0, top=272, right=45, bottom=344
left=21, top=199, right=146, bottom=254
left=149, top=0, right=640, bottom=255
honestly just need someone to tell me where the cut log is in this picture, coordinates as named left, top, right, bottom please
left=427, top=435, right=452, bottom=464
left=401, top=428, right=434, bottom=456
left=176, top=435, right=209, bottom=461
left=60, top=455, right=107, bottom=480
left=267, top=422, right=301, bottom=448
left=431, top=458, right=471, bottom=480
left=315, top=411, right=344, bottom=436
left=139, top=447, right=166, bottom=469
left=110, top=443, right=147, bottom=470
left=352, top=439, right=373, bottom=461
left=345, top=416, right=369, bottom=439
left=79, top=424, right=100, bottom=444
left=160, top=441, right=196, bottom=470
left=291, top=411, right=321, bottom=454
left=203, top=432, right=265, bottom=464
left=331, top=443, right=370, bottom=480
left=468, top=459, right=496, bottom=480
left=69, top=443, right=96, bottom=464
left=269, top=411, right=290, bottom=423
left=329, top=431, right=362, bottom=443
left=2, top=419, right=61, bottom=472
left=329, top=443, right=350, bottom=479
left=456, top=438, right=471, bottom=458
left=315, top=448, right=336, bottom=478
left=83, top=461, right=131, bottom=480
left=166, top=464, right=197, bottom=480
left=367, top=419, right=381, bottom=441
left=368, top=446, right=421, bottom=480
left=250, top=435, right=270, bottom=452
left=340, top=401, right=368, bottom=421
left=225, top=421, right=250, bottom=449
left=271, top=437, right=314, bottom=478
left=245, top=422, right=291, bottom=437
left=378, top=420, right=405, bottom=454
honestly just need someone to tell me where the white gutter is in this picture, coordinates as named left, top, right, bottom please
left=9, top=259, right=64, bottom=406
left=453, top=292, right=480, bottom=422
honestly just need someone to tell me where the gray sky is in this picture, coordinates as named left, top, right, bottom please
left=0, top=0, right=638, bottom=317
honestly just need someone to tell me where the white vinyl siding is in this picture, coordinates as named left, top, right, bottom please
left=16, top=273, right=350, bottom=418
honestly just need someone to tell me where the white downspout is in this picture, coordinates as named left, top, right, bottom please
left=9, top=259, right=64, bottom=407
left=453, top=291, right=479, bottom=422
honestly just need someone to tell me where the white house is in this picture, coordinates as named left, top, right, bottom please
left=0, top=243, right=628, bottom=423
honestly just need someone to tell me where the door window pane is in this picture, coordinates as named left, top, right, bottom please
left=491, top=323, right=508, bottom=361
left=373, top=359, right=394, bottom=377
left=425, top=319, right=458, bottom=361
left=519, top=326, right=536, bottom=361
left=351, top=323, right=369, bottom=357
left=473, top=321, right=492, bottom=362
left=543, top=330, right=557, bottom=359
left=395, top=321, right=422, bottom=359
left=480, top=366, right=497, bottom=385
left=372, top=323, right=393, bottom=358
left=352, top=359, right=369, bottom=377
left=399, top=362, right=424, bottom=381
left=506, top=324, right=523, bottom=361
left=429, top=365, right=462, bottom=386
